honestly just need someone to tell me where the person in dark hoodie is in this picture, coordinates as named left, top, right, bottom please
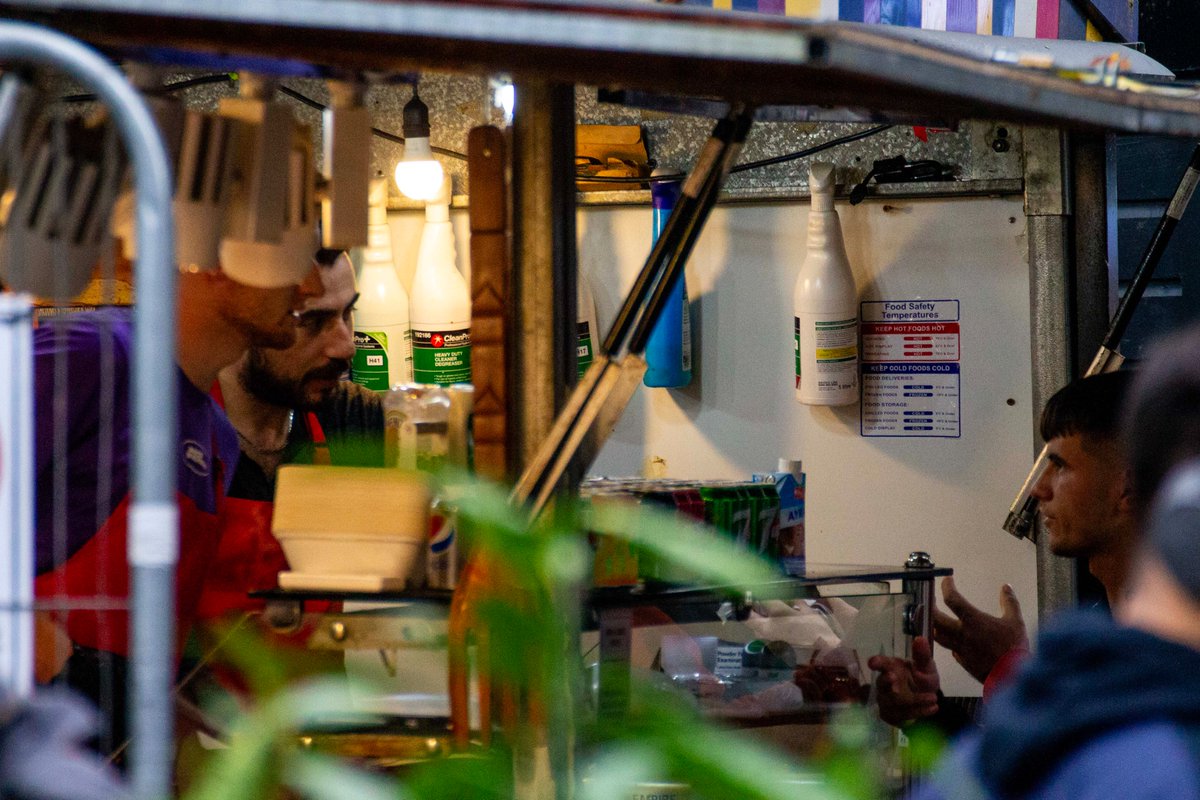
left=915, top=327, right=1200, bottom=799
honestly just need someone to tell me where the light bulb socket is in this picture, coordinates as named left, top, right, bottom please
left=403, top=91, right=431, bottom=139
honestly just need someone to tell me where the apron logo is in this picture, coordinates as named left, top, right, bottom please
left=182, top=439, right=210, bottom=477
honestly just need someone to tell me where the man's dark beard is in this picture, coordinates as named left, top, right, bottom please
left=240, top=349, right=350, bottom=411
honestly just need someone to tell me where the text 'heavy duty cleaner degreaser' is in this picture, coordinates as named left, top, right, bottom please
left=410, top=179, right=471, bottom=387
left=353, top=179, right=413, bottom=391
left=794, top=162, right=859, bottom=406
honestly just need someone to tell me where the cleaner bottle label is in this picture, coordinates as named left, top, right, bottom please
left=413, top=327, right=472, bottom=385
left=576, top=320, right=594, bottom=380
left=680, top=283, right=692, bottom=373
left=795, top=314, right=858, bottom=402
left=353, top=330, right=390, bottom=391
left=794, top=317, right=802, bottom=387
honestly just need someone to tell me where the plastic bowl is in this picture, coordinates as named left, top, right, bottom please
left=273, top=465, right=432, bottom=580
left=276, top=535, right=426, bottom=580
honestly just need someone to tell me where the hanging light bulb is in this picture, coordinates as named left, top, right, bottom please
left=489, top=76, right=515, bottom=126
left=394, top=87, right=444, bottom=202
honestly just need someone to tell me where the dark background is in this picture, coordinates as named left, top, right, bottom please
left=1073, top=0, right=1200, bottom=604
left=1114, top=0, right=1200, bottom=363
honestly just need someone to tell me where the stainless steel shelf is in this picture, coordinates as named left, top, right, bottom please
left=249, top=562, right=949, bottom=608
left=588, top=562, right=953, bottom=610
left=3, top=0, right=1200, bottom=136
left=577, top=179, right=1024, bottom=206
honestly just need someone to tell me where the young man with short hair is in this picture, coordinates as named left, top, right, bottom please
left=870, top=370, right=1137, bottom=726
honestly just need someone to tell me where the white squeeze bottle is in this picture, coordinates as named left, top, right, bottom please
left=576, top=270, right=599, bottom=381
left=794, top=162, right=859, bottom=406
left=352, top=178, right=413, bottom=391
left=410, top=179, right=472, bottom=386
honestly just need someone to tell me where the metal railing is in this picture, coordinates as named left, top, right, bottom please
left=0, top=22, right=176, bottom=800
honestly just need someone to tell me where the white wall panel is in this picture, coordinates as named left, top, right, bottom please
left=581, top=197, right=1037, bottom=696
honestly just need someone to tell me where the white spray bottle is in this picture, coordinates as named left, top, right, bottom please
left=794, top=162, right=859, bottom=406
left=353, top=178, right=413, bottom=391
left=410, top=178, right=472, bottom=386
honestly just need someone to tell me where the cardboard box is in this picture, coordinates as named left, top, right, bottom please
left=575, top=124, right=650, bottom=192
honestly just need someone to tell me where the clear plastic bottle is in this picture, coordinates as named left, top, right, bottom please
left=411, top=386, right=450, bottom=474
left=410, top=179, right=471, bottom=386
left=794, top=163, right=859, bottom=406
left=352, top=179, right=413, bottom=391
left=446, top=383, right=475, bottom=471
left=413, top=385, right=454, bottom=589
left=383, top=383, right=426, bottom=469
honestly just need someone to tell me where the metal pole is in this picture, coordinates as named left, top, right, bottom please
left=1023, top=127, right=1076, bottom=615
left=0, top=295, right=33, bottom=697
left=0, top=22, right=176, bottom=800
left=509, top=81, right=577, bottom=482
left=509, top=78, right=578, bottom=800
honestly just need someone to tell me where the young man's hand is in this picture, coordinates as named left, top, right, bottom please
left=868, top=635, right=940, bottom=728
left=933, top=576, right=1028, bottom=684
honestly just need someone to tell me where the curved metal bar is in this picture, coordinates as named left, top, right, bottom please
left=0, top=21, right=175, bottom=800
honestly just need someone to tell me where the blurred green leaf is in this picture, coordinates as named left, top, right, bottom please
left=540, top=536, right=591, bottom=591
left=183, top=722, right=280, bottom=800
left=285, top=750, right=405, bottom=800
left=184, top=679, right=369, bottom=800
left=577, top=745, right=667, bottom=800
left=319, top=433, right=387, bottom=469
left=441, top=471, right=535, bottom=544
left=821, top=709, right=887, bottom=800
left=399, top=751, right=514, bottom=800
left=903, top=722, right=948, bottom=773
left=583, top=680, right=847, bottom=800
left=592, top=722, right=839, bottom=800
left=200, top=619, right=293, bottom=699
left=588, top=500, right=782, bottom=589
left=473, top=598, right=549, bottom=687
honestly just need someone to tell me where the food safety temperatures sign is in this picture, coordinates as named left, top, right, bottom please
left=859, top=300, right=961, bottom=438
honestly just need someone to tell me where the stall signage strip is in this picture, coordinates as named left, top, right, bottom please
left=859, top=299, right=961, bottom=439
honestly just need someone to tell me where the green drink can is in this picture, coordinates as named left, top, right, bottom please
left=754, top=484, right=781, bottom=558
left=728, top=484, right=753, bottom=548
left=698, top=485, right=724, bottom=539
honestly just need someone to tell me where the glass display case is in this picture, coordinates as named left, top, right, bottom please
left=250, top=556, right=949, bottom=769
left=588, top=559, right=948, bottom=746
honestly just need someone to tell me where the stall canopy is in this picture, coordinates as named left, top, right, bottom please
left=0, top=0, right=1197, bottom=135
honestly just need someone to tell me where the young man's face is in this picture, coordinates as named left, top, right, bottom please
left=1033, top=432, right=1129, bottom=558
left=240, top=256, right=357, bottom=410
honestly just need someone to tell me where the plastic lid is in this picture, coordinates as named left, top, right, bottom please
left=778, top=458, right=803, bottom=476
left=650, top=165, right=681, bottom=209
left=368, top=178, right=389, bottom=226
left=809, top=162, right=835, bottom=212
left=424, top=176, right=452, bottom=221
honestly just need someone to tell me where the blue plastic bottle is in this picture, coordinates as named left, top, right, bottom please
left=644, top=174, right=692, bottom=387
